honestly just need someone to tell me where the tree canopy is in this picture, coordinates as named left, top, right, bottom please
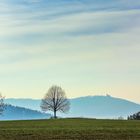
left=41, top=85, right=70, bottom=118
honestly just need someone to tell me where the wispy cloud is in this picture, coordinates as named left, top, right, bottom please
left=0, top=0, right=140, bottom=102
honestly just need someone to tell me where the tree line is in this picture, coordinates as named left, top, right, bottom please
left=128, top=112, right=140, bottom=120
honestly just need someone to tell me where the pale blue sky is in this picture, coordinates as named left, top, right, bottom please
left=0, top=0, right=140, bottom=103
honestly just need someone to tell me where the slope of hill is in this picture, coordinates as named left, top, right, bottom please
left=69, top=96, right=140, bottom=118
left=0, top=104, right=50, bottom=120
left=5, top=98, right=41, bottom=111
left=5, top=96, right=140, bottom=119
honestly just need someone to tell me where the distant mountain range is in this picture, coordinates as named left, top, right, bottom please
left=5, top=95, right=140, bottom=119
left=0, top=104, right=50, bottom=120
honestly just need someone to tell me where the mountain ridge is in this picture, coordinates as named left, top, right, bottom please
left=0, top=104, right=50, bottom=120
left=6, top=95, right=140, bottom=105
left=71, top=95, right=140, bottom=105
left=5, top=95, right=140, bottom=119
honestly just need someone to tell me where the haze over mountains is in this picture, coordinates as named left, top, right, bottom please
left=0, top=104, right=50, bottom=120
left=5, top=96, right=140, bottom=119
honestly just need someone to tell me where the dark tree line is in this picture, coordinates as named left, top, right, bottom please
left=128, top=112, right=140, bottom=120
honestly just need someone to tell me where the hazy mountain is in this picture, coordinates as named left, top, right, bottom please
left=5, top=98, right=41, bottom=111
left=0, top=104, right=50, bottom=120
left=5, top=96, right=140, bottom=119
left=69, top=96, right=140, bottom=119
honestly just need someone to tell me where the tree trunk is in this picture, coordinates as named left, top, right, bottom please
left=54, top=110, right=56, bottom=119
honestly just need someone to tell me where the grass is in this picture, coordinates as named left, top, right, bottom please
left=0, top=118, right=140, bottom=140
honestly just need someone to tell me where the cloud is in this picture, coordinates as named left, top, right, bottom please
left=0, top=0, right=140, bottom=101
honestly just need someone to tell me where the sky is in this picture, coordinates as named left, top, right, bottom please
left=0, top=0, right=140, bottom=103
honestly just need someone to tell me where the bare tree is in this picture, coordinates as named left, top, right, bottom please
left=41, top=85, right=70, bottom=118
left=0, top=94, right=5, bottom=115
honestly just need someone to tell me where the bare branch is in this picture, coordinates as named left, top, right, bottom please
left=40, top=85, right=70, bottom=118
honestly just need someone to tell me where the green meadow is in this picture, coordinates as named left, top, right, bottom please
left=0, top=118, right=140, bottom=140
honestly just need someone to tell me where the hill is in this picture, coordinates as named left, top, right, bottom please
left=69, top=96, right=140, bottom=118
left=5, top=98, right=41, bottom=110
left=5, top=95, right=140, bottom=119
left=0, top=119, right=140, bottom=140
left=0, top=104, right=50, bottom=120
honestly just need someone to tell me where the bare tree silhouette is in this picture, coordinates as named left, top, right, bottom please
left=0, top=94, right=5, bottom=115
left=41, top=85, right=70, bottom=118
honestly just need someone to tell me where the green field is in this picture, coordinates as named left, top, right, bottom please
left=0, top=118, right=140, bottom=140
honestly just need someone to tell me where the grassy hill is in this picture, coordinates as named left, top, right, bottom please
left=0, top=118, right=140, bottom=140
